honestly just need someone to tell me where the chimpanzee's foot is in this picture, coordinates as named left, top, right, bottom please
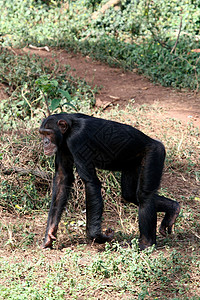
left=96, top=228, right=114, bottom=243
left=139, top=236, right=155, bottom=251
left=42, top=225, right=58, bottom=249
left=88, top=228, right=114, bottom=244
left=104, top=228, right=114, bottom=240
left=159, top=202, right=180, bottom=237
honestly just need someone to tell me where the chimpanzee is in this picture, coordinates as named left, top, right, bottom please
left=39, top=113, right=180, bottom=250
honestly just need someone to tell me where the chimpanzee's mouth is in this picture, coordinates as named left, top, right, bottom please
left=44, top=148, right=57, bottom=156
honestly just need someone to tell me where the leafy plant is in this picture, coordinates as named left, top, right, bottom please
left=35, top=75, right=77, bottom=113
left=0, top=48, right=98, bottom=124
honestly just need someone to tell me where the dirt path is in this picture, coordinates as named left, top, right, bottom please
left=20, top=48, right=200, bottom=128
left=1, top=48, right=199, bottom=127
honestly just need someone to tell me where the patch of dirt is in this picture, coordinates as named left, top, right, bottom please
left=19, top=48, right=200, bottom=128
left=0, top=83, right=8, bottom=100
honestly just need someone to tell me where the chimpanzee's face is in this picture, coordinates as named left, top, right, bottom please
left=39, top=118, right=68, bottom=156
left=39, top=128, right=57, bottom=156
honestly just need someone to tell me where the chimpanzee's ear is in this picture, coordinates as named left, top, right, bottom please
left=57, top=119, right=68, bottom=134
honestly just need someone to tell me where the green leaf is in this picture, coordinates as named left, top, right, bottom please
left=50, top=80, right=59, bottom=87
left=63, top=102, right=78, bottom=111
left=50, top=98, right=61, bottom=111
left=58, top=89, right=72, bottom=102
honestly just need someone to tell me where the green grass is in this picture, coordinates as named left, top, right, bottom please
left=0, top=242, right=199, bottom=299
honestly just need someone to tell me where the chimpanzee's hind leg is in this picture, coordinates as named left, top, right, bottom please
left=154, top=194, right=180, bottom=236
left=121, top=141, right=180, bottom=249
left=136, top=141, right=167, bottom=249
left=121, top=170, right=180, bottom=242
left=121, top=162, right=158, bottom=250
left=121, top=141, right=166, bottom=250
left=121, top=168, right=139, bottom=205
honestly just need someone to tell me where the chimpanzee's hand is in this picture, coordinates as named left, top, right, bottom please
left=42, top=225, right=58, bottom=249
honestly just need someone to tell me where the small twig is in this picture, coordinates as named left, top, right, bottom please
left=171, top=16, right=183, bottom=54
left=21, top=86, right=33, bottom=118
left=190, top=229, right=200, bottom=240
left=81, top=33, right=92, bottom=41
left=4, top=46, right=18, bottom=55
left=91, top=0, right=121, bottom=20
left=42, top=92, right=51, bottom=116
left=29, top=44, right=50, bottom=52
left=49, top=61, right=61, bottom=80
left=151, top=34, right=171, bottom=50
left=0, top=164, right=51, bottom=181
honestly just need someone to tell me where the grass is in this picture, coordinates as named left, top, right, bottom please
left=0, top=243, right=197, bottom=299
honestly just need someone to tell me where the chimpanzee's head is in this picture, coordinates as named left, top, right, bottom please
left=39, top=116, right=68, bottom=156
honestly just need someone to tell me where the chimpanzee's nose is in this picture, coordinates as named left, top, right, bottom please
left=44, top=138, right=50, bottom=146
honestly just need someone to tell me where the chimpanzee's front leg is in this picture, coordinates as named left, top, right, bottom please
left=76, top=163, right=114, bottom=243
left=85, top=180, right=114, bottom=243
left=43, top=155, right=74, bottom=248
